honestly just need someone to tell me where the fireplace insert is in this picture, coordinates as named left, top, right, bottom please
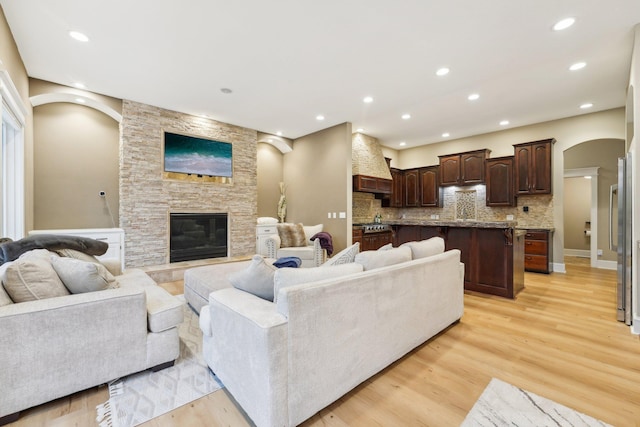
left=169, top=213, right=228, bottom=263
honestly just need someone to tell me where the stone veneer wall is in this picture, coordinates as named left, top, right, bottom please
left=354, top=188, right=554, bottom=228
left=120, top=100, right=257, bottom=268
left=352, top=132, right=392, bottom=179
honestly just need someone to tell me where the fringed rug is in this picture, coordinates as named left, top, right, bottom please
left=461, top=378, right=611, bottom=427
left=96, top=296, right=223, bottom=427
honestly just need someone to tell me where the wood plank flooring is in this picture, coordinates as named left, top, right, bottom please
left=9, top=261, right=640, bottom=427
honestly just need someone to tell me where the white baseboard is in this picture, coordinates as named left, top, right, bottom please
left=552, top=263, right=566, bottom=273
left=564, top=249, right=590, bottom=258
left=596, top=260, right=617, bottom=270
left=631, top=317, right=640, bottom=335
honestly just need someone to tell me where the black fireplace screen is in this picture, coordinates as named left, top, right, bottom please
left=169, top=213, right=228, bottom=263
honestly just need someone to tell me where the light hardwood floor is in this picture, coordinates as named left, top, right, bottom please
left=9, top=262, right=640, bottom=427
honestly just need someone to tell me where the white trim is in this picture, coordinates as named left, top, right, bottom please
left=0, top=70, right=26, bottom=125
left=564, top=249, right=590, bottom=257
left=30, top=93, right=122, bottom=123
left=596, top=259, right=617, bottom=270
left=564, top=167, right=599, bottom=268
left=552, top=262, right=566, bottom=273
left=257, top=135, right=292, bottom=154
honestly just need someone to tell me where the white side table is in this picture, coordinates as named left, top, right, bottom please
left=256, top=224, right=278, bottom=256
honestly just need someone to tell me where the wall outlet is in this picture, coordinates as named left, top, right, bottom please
left=327, top=212, right=331, bottom=219
left=597, top=249, right=603, bottom=256
left=523, top=206, right=529, bottom=212
left=339, top=212, right=346, bottom=219
left=506, top=214, right=514, bottom=221
left=332, top=212, right=337, bottom=219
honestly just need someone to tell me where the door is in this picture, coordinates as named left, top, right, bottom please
left=616, top=154, right=633, bottom=324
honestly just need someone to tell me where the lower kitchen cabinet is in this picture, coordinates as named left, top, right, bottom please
left=523, top=229, right=553, bottom=273
left=353, top=229, right=394, bottom=251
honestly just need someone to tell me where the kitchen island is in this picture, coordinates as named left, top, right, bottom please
left=388, top=220, right=525, bottom=299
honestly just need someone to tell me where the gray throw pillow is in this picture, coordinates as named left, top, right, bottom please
left=227, top=255, right=278, bottom=301
left=50, top=256, right=118, bottom=294
left=3, top=257, right=70, bottom=302
left=322, top=242, right=360, bottom=266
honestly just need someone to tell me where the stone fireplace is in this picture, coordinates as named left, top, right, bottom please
left=169, top=212, right=228, bottom=262
left=119, top=100, right=258, bottom=268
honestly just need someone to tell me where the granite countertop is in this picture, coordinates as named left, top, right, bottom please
left=516, top=226, right=556, bottom=232
left=385, top=219, right=518, bottom=229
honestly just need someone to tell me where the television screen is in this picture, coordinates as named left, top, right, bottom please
left=163, top=131, right=233, bottom=178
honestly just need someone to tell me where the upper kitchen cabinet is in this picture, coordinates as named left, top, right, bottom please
left=390, top=168, right=404, bottom=207
left=439, top=149, right=491, bottom=186
left=486, top=156, right=515, bottom=206
left=513, top=138, right=555, bottom=195
left=419, top=166, right=443, bottom=207
left=404, top=169, right=420, bottom=207
left=353, top=174, right=392, bottom=194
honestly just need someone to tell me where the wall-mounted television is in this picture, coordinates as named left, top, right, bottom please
left=163, top=131, right=233, bottom=181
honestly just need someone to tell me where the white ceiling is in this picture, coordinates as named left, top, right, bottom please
left=2, top=0, right=639, bottom=149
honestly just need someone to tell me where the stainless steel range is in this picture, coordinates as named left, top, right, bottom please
left=355, top=223, right=392, bottom=233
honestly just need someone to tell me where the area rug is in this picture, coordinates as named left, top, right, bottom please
left=460, top=378, right=611, bottom=427
left=96, top=296, right=223, bottom=427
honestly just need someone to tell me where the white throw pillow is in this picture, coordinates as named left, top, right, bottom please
left=50, top=256, right=118, bottom=294
left=378, top=243, right=393, bottom=251
left=400, top=237, right=445, bottom=259
left=3, top=257, right=70, bottom=302
left=273, top=263, right=363, bottom=302
left=227, top=255, right=278, bottom=301
left=355, top=245, right=412, bottom=271
left=303, top=224, right=323, bottom=244
left=322, top=242, right=360, bottom=266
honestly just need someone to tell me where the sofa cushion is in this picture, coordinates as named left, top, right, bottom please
left=322, top=242, right=360, bottom=267
left=228, top=255, right=278, bottom=301
left=303, top=224, right=323, bottom=244
left=2, top=256, right=70, bottom=302
left=143, top=285, right=184, bottom=333
left=50, top=256, right=118, bottom=294
left=183, top=260, right=252, bottom=313
left=400, top=237, right=445, bottom=259
left=273, top=263, right=363, bottom=302
left=378, top=243, right=393, bottom=251
left=277, top=246, right=314, bottom=260
left=355, top=245, right=412, bottom=271
left=277, top=223, right=307, bottom=247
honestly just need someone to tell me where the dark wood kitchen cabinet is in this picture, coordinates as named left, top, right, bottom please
left=485, top=156, right=515, bottom=207
left=353, top=175, right=392, bottom=194
left=352, top=228, right=393, bottom=251
left=439, top=149, right=491, bottom=186
left=404, top=169, right=420, bottom=207
left=523, top=229, right=553, bottom=273
left=390, top=168, right=404, bottom=207
left=514, top=138, right=554, bottom=195
left=419, top=166, right=443, bottom=207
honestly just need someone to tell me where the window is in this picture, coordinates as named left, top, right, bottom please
left=0, top=71, right=26, bottom=239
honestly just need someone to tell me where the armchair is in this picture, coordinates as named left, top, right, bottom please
left=265, top=224, right=326, bottom=267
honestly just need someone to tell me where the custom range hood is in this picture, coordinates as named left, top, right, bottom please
left=352, top=132, right=392, bottom=194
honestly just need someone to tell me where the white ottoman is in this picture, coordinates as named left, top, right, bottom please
left=183, top=260, right=252, bottom=314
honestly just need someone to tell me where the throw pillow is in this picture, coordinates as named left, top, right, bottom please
left=56, top=248, right=101, bottom=264
left=378, top=243, right=393, bottom=251
left=277, top=223, right=307, bottom=248
left=302, top=224, right=323, bottom=244
left=0, top=261, right=14, bottom=306
left=3, top=257, right=70, bottom=302
left=273, top=263, right=363, bottom=302
left=50, top=256, right=118, bottom=294
left=400, top=237, right=445, bottom=259
left=322, top=242, right=360, bottom=266
left=354, top=245, right=412, bottom=271
left=227, top=255, right=278, bottom=301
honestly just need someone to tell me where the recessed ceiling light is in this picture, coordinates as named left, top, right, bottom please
left=68, top=31, right=89, bottom=42
left=584, top=176, right=592, bottom=179
left=401, top=113, right=411, bottom=120
left=553, top=17, right=575, bottom=31
left=436, top=67, right=450, bottom=76
left=73, top=82, right=86, bottom=89
left=468, top=93, right=480, bottom=101
left=75, top=97, right=86, bottom=104
left=580, top=103, right=593, bottom=109
left=399, top=142, right=406, bottom=146
left=276, top=131, right=282, bottom=136
left=442, top=132, right=450, bottom=138
left=356, top=128, right=364, bottom=133
left=363, top=96, right=373, bottom=103
left=220, top=88, right=232, bottom=94
left=316, top=115, right=325, bottom=121
left=569, top=62, right=586, bottom=71
left=499, top=120, right=510, bottom=126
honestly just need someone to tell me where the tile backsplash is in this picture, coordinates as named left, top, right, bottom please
left=353, top=186, right=554, bottom=228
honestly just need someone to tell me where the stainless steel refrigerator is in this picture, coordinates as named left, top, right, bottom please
left=611, top=153, right=633, bottom=325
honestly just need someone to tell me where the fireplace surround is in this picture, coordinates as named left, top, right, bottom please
left=169, top=212, right=228, bottom=263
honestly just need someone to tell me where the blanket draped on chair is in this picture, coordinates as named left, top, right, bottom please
left=311, top=232, right=333, bottom=256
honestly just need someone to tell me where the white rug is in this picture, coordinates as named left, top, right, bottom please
left=461, top=378, right=611, bottom=427
left=96, top=296, right=223, bottom=427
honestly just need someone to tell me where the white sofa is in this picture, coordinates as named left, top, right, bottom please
left=0, top=252, right=183, bottom=424
left=199, top=245, right=464, bottom=427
